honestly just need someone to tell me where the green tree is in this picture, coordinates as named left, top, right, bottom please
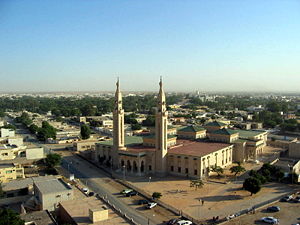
left=275, top=170, right=285, bottom=182
left=142, top=115, right=155, bottom=127
left=152, top=192, right=162, bottom=199
left=45, top=153, right=61, bottom=168
left=80, top=124, right=91, bottom=139
left=0, top=208, right=25, bottom=225
left=0, top=111, right=6, bottom=117
left=243, top=177, right=261, bottom=196
left=131, top=123, right=142, bottom=130
left=210, top=165, right=224, bottom=177
left=29, top=124, right=39, bottom=134
left=230, top=163, right=246, bottom=176
left=190, top=179, right=204, bottom=190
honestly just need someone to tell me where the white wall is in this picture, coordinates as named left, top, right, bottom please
left=26, top=147, right=45, bottom=160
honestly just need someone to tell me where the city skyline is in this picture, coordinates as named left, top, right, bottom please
left=1, top=0, right=300, bottom=92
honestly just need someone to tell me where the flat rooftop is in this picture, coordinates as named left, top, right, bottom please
left=59, top=197, right=127, bottom=225
left=21, top=210, right=55, bottom=225
left=168, top=140, right=232, bottom=157
left=35, top=178, right=72, bottom=194
left=3, top=176, right=59, bottom=192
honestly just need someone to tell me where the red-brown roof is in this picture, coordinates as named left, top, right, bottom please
left=168, top=140, right=231, bottom=157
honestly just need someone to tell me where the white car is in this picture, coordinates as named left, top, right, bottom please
left=146, top=202, right=157, bottom=209
left=176, top=220, right=192, bottom=225
left=260, top=216, right=279, bottom=224
left=82, top=187, right=89, bottom=193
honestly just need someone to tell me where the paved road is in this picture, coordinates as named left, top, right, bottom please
left=61, top=154, right=160, bottom=225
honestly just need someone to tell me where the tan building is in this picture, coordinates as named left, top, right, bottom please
left=208, top=128, right=267, bottom=162
left=168, top=140, right=233, bottom=178
left=267, top=135, right=297, bottom=149
left=0, top=163, right=24, bottom=183
left=204, top=121, right=228, bottom=132
left=73, top=140, right=97, bottom=152
left=94, top=79, right=235, bottom=178
left=177, top=125, right=206, bottom=140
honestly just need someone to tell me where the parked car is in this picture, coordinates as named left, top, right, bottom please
left=88, top=191, right=95, bottom=197
left=281, top=195, right=293, bottom=202
left=120, top=189, right=133, bottom=194
left=146, top=202, right=157, bottom=209
left=126, top=191, right=138, bottom=197
left=167, top=218, right=178, bottom=225
left=138, top=199, right=149, bottom=205
left=260, top=216, right=279, bottom=224
left=267, top=206, right=280, bottom=212
left=176, top=220, right=192, bottom=225
left=82, top=188, right=89, bottom=193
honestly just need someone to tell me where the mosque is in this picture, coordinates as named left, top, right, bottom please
left=94, top=78, right=235, bottom=178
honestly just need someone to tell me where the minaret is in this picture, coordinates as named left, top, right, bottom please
left=112, top=78, right=126, bottom=168
left=155, top=77, right=168, bottom=175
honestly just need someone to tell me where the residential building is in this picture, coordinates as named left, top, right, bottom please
left=34, top=178, right=74, bottom=211
left=289, top=141, right=300, bottom=158
left=0, top=163, right=24, bottom=183
left=0, top=128, right=15, bottom=138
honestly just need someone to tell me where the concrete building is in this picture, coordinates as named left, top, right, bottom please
left=34, top=178, right=74, bottom=211
left=0, top=163, right=24, bottom=183
left=267, top=134, right=297, bottom=149
left=204, top=121, right=228, bottom=132
left=177, top=125, right=206, bottom=140
left=0, top=128, right=15, bottom=138
left=73, top=140, right=98, bottom=152
left=208, top=128, right=268, bottom=162
left=0, top=144, right=44, bottom=160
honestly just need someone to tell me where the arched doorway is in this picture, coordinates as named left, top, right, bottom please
left=121, top=160, right=125, bottom=167
left=127, top=160, right=131, bottom=172
left=133, top=161, right=138, bottom=173
left=141, top=161, right=145, bottom=173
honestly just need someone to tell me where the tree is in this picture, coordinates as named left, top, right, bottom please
left=0, top=111, right=5, bottom=118
left=0, top=208, right=25, bottom=225
left=210, top=165, right=224, bottom=177
left=45, top=153, right=61, bottom=168
left=131, top=123, right=142, bottom=130
left=190, top=179, right=204, bottom=190
left=230, top=163, right=246, bottom=177
left=243, top=177, right=261, bottom=196
left=80, top=124, right=91, bottom=139
left=142, top=115, right=155, bottom=127
left=29, top=124, right=39, bottom=134
left=275, top=170, right=285, bottom=182
left=152, top=192, right=162, bottom=199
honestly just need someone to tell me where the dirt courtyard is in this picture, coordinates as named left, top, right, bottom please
left=128, top=159, right=297, bottom=221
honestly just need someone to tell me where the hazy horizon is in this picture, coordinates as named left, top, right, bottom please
left=1, top=1, right=300, bottom=93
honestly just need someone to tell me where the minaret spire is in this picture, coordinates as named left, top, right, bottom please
left=155, top=76, right=168, bottom=176
left=112, top=78, right=126, bottom=169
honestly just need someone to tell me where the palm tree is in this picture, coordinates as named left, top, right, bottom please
left=230, top=162, right=246, bottom=177
left=210, top=165, right=224, bottom=177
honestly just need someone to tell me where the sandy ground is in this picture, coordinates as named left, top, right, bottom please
left=225, top=200, right=300, bottom=225
left=128, top=154, right=298, bottom=222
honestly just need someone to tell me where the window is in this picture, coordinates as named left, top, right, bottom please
left=171, top=166, right=174, bottom=172
left=178, top=167, right=181, bottom=173
left=194, top=169, right=197, bottom=175
left=193, top=158, right=197, bottom=160
left=177, top=156, right=181, bottom=159
left=148, top=165, right=152, bottom=171
left=184, top=157, right=188, bottom=160
left=185, top=168, right=188, bottom=174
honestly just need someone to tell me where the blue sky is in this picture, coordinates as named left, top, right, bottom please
left=0, top=0, right=300, bottom=92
